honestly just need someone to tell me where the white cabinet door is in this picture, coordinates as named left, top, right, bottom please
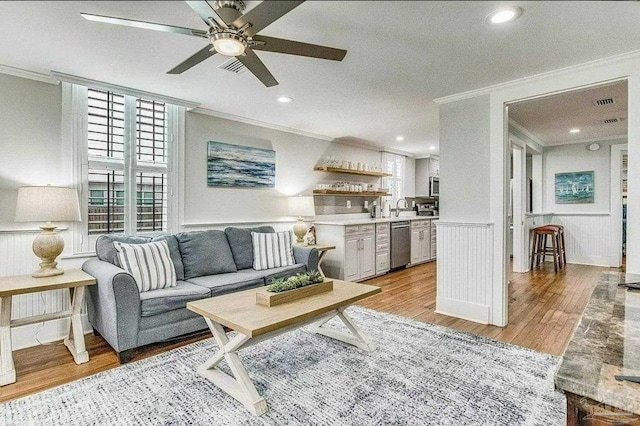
left=411, top=229, right=422, bottom=264
left=376, top=251, right=389, bottom=274
left=420, top=229, right=431, bottom=262
left=359, top=234, right=376, bottom=279
left=344, top=237, right=360, bottom=281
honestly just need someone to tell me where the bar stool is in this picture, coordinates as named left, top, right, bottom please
left=530, top=225, right=562, bottom=273
left=552, top=224, right=567, bottom=267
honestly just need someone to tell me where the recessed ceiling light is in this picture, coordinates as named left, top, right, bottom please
left=277, top=96, right=293, bottom=103
left=486, top=6, right=522, bottom=25
left=429, top=146, right=436, bottom=150
left=569, top=128, right=581, bottom=134
left=396, top=136, right=404, bottom=142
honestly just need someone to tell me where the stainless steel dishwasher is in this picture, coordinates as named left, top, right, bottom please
left=390, top=221, right=410, bottom=269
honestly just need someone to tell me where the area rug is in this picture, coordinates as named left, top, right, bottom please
left=1, top=307, right=565, bottom=425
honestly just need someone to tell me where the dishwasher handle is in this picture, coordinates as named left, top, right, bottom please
left=391, top=221, right=410, bottom=229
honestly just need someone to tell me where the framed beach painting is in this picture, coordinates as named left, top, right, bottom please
left=207, top=141, right=275, bottom=188
left=555, top=171, right=594, bottom=204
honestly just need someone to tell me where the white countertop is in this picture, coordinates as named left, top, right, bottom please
left=313, top=216, right=439, bottom=226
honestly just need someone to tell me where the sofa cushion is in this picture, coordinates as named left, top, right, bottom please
left=187, top=269, right=265, bottom=297
left=176, top=230, right=237, bottom=279
left=96, top=235, right=151, bottom=266
left=150, top=235, right=185, bottom=281
left=139, top=281, right=210, bottom=317
left=225, top=226, right=275, bottom=270
left=263, top=264, right=307, bottom=285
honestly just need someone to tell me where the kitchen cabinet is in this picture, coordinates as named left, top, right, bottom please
left=410, top=219, right=432, bottom=264
left=375, top=223, right=390, bottom=274
left=315, top=223, right=375, bottom=281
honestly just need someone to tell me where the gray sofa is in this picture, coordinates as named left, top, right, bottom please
left=82, top=226, right=318, bottom=363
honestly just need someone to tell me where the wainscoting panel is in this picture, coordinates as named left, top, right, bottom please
left=435, top=222, right=494, bottom=324
left=550, top=214, right=615, bottom=267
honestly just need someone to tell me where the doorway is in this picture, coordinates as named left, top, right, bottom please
left=504, top=79, right=629, bottom=321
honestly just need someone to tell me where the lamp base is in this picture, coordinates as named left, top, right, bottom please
left=293, top=218, right=308, bottom=243
left=31, top=225, right=65, bottom=278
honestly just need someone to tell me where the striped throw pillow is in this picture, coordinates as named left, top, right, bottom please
left=252, top=231, right=295, bottom=271
left=114, top=240, right=177, bottom=292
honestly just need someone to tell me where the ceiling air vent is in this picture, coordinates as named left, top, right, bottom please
left=592, top=97, right=615, bottom=106
left=218, top=58, right=247, bottom=74
left=602, top=118, right=619, bottom=124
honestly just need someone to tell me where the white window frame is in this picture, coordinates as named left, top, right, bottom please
left=382, top=151, right=406, bottom=206
left=62, top=82, right=184, bottom=255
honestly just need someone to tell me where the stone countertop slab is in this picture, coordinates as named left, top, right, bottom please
left=555, top=271, right=640, bottom=415
left=313, top=216, right=439, bottom=226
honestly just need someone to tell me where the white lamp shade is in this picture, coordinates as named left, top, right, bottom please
left=288, top=196, right=315, bottom=217
left=15, top=186, right=81, bottom=223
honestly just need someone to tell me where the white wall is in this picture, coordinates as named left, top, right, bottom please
left=184, top=111, right=385, bottom=225
left=439, top=95, right=491, bottom=222
left=436, top=95, right=496, bottom=325
left=0, top=73, right=64, bottom=228
left=542, top=139, right=626, bottom=213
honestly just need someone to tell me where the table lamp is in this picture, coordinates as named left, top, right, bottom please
left=15, top=185, right=81, bottom=277
left=288, top=195, right=315, bottom=243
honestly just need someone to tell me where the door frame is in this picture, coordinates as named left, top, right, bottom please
left=510, top=137, right=528, bottom=273
left=611, top=144, right=628, bottom=268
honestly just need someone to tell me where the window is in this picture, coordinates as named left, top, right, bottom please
left=84, top=88, right=175, bottom=249
left=383, top=152, right=406, bottom=205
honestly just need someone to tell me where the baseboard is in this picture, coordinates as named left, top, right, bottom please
left=11, top=314, right=92, bottom=350
left=542, top=255, right=615, bottom=267
left=435, top=297, right=491, bottom=324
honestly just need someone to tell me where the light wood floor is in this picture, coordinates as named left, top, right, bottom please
left=1, top=261, right=607, bottom=403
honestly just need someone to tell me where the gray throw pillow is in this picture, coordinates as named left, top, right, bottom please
left=176, top=230, right=237, bottom=279
left=225, top=226, right=275, bottom=270
left=150, top=235, right=185, bottom=281
left=96, top=235, right=151, bottom=267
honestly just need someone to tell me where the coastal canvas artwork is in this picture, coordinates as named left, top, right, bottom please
left=555, top=171, right=594, bottom=204
left=207, top=141, right=275, bottom=188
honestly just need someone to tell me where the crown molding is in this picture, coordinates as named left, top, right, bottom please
left=0, top=64, right=58, bottom=85
left=508, top=119, right=545, bottom=147
left=544, top=134, right=628, bottom=147
left=191, top=107, right=335, bottom=141
left=50, top=71, right=200, bottom=109
left=433, top=49, right=640, bottom=105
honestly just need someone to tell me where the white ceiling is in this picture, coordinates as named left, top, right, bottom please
left=509, top=81, right=628, bottom=146
left=1, top=1, right=640, bottom=156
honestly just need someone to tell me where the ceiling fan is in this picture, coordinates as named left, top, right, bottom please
left=81, top=0, right=347, bottom=87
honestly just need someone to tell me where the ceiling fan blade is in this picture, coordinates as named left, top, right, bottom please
left=232, top=1, right=305, bottom=37
left=237, top=48, right=278, bottom=87
left=252, top=36, right=347, bottom=61
left=167, top=45, right=217, bottom=74
left=81, top=13, right=208, bottom=38
left=185, top=1, right=227, bottom=28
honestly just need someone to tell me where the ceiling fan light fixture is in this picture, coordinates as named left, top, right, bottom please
left=212, top=33, right=247, bottom=56
left=486, top=6, right=522, bottom=25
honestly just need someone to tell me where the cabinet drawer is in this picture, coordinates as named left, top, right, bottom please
left=359, top=224, right=375, bottom=233
left=345, top=225, right=360, bottom=235
left=411, top=220, right=429, bottom=229
left=376, top=242, right=389, bottom=252
left=376, top=232, right=389, bottom=241
left=376, top=223, right=390, bottom=231
left=376, top=251, right=389, bottom=273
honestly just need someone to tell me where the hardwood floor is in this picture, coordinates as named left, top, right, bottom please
left=358, top=261, right=607, bottom=356
left=1, top=261, right=607, bottom=404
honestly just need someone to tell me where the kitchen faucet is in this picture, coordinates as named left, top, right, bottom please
left=395, top=198, right=408, bottom=217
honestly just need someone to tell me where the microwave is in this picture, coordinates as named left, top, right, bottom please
left=429, top=177, right=439, bottom=197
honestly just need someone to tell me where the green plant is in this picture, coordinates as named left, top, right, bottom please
left=266, top=272, right=325, bottom=293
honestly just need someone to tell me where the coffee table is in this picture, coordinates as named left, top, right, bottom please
left=187, top=280, right=381, bottom=416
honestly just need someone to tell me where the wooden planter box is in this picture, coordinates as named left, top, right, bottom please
left=255, top=279, right=334, bottom=307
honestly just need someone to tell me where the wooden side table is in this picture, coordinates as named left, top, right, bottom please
left=0, top=269, right=96, bottom=386
left=296, top=244, right=336, bottom=277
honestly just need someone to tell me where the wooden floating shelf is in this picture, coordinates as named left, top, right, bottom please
left=313, top=166, right=392, bottom=177
left=313, top=190, right=390, bottom=197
